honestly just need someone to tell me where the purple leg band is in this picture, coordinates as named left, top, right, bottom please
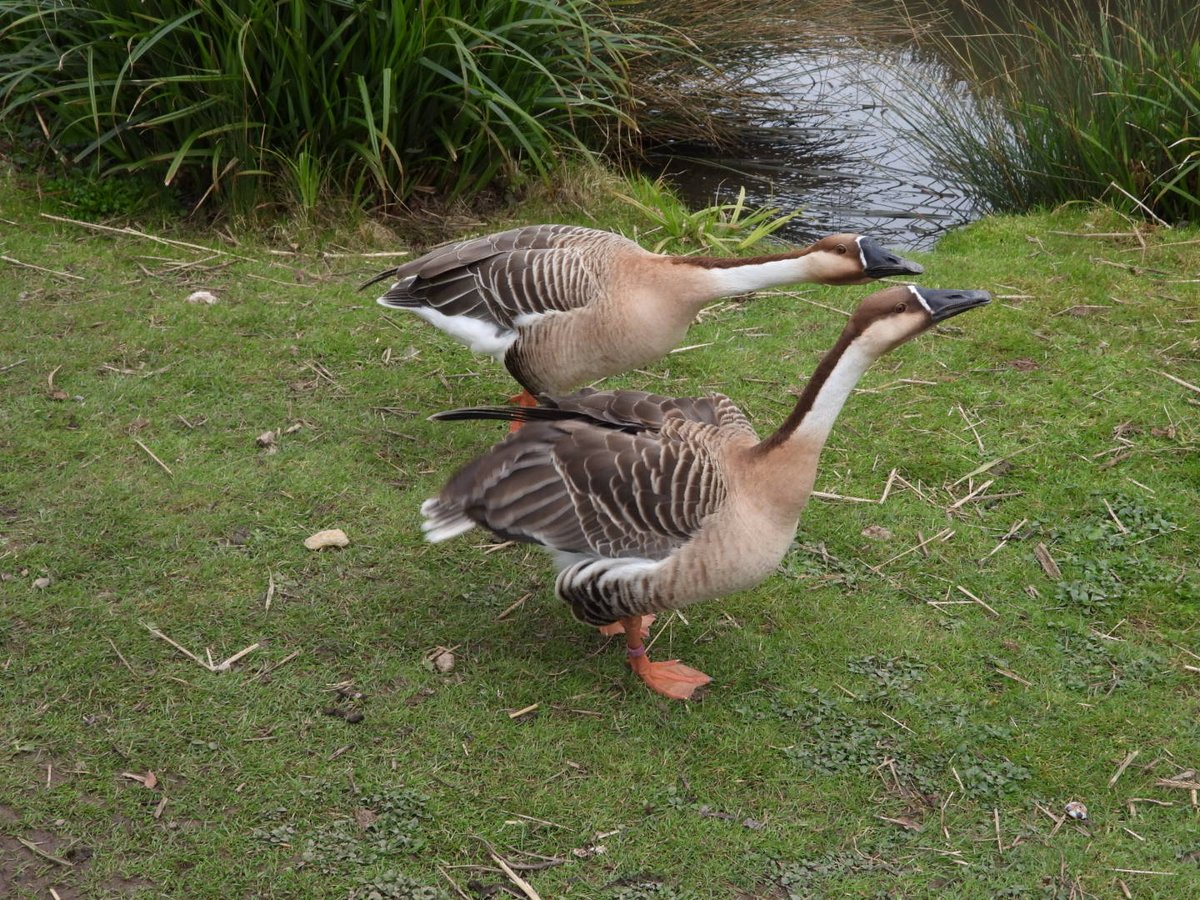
left=626, top=645, right=646, bottom=658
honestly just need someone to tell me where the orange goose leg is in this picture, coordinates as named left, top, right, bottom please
left=597, top=613, right=654, bottom=638
left=507, top=389, right=537, bottom=433
left=619, top=615, right=711, bottom=700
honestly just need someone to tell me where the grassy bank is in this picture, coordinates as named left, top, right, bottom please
left=1, top=176, right=1199, bottom=897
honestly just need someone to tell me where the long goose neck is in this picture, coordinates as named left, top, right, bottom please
left=755, top=328, right=876, bottom=456
left=669, top=248, right=825, bottom=304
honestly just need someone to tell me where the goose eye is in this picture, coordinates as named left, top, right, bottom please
left=835, top=244, right=847, bottom=255
left=894, top=302, right=908, bottom=313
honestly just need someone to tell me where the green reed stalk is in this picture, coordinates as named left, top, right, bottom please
left=0, top=0, right=671, bottom=212
left=893, top=0, right=1199, bottom=223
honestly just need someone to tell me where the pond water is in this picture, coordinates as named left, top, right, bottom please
left=647, top=3, right=1027, bottom=250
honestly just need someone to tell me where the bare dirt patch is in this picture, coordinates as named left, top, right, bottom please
left=0, top=826, right=85, bottom=899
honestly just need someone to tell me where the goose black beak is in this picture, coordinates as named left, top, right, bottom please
left=859, top=236, right=924, bottom=278
left=910, top=286, right=992, bottom=322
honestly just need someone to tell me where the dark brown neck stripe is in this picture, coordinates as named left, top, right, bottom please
left=755, top=323, right=861, bottom=453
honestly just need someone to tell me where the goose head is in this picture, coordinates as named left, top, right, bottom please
left=806, top=234, right=925, bottom=285
left=850, top=284, right=992, bottom=356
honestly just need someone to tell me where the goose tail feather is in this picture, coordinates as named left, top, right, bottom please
left=420, top=497, right=476, bottom=543
left=359, top=267, right=402, bottom=291
left=374, top=274, right=419, bottom=308
left=429, top=405, right=576, bottom=425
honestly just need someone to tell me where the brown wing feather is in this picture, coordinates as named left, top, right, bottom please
left=371, top=224, right=639, bottom=326
left=425, top=416, right=729, bottom=560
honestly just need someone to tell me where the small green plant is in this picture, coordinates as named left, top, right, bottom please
left=252, top=822, right=297, bottom=845
left=1053, top=623, right=1166, bottom=696
left=349, top=872, right=449, bottom=900
left=773, top=851, right=888, bottom=896
left=847, top=654, right=927, bottom=703
left=618, top=181, right=798, bottom=255
left=279, top=146, right=325, bottom=225
left=780, top=541, right=862, bottom=588
left=610, top=880, right=692, bottom=900
left=296, top=786, right=431, bottom=874
left=1044, top=495, right=1185, bottom=615
left=956, top=758, right=1031, bottom=799
left=777, top=692, right=925, bottom=782
left=42, top=172, right=155, bottom=219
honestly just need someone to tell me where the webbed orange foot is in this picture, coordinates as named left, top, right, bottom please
left=628, top=654, right=711, bottom=701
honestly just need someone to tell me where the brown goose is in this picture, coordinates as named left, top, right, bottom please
left=421, top=283, right=990, bottom=699
left=363, top=224, right=923, bottom=404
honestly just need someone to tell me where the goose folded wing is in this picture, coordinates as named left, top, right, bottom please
left=366, top=225, right=633, bottom=325
left=561, top=421, right=727, bottom=559
left=433, top=419, right=728, bottom=560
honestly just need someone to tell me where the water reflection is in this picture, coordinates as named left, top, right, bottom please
left=647, top=38, right=983, bottom=250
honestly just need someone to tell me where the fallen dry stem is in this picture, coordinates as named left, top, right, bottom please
left=0, top=254, right=85, bottom=281
left=1033, top=543, right=1063, bottom=580
left=39, top=212, right=289, bottom=272
left=485, top=844, right=543, bottom=900
left=496, top=592, right=532, bottom=621
left=16, top=836, right=73, bottom=867
left=993, top=666, right=1032, bottom=687
left=106, top=637, right=137, bottom=675
left=951, top=445, right=1037, bottom=488
left=948, top=478, right=994, bottom=511
left=133, top=439, right=174, bottom=477
left=1109, top=749, right=1140, bottom=788
left=142, top=622, right=259, bottom=673
left=1155, top=369, right=1200, bottom=395
left=870, top=528, right=953, bottom=571
left=956, top=585, right=999, bottom=617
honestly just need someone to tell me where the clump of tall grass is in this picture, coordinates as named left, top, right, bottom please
left=618, top=178, right=798, bottom=253
left=894, top=0, right=1199, bottom=223
left=0, top=0, right=669, bottom=213
left=0, top=0, right=916, bottom=216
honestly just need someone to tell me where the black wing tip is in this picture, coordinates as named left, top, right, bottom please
left=428, top=406, right=526, bottom=423
left=429, top=403, right=649, bottom=434
left=428, top=404, right=581, bottom=425
left=358, top=268, right=399, bottom=292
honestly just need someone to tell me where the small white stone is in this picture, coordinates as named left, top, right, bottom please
left=304, top=528, right=349, bottom=550
left=1064, top=800, right=1088, bottom=821
left=186, top=290, right=219, bottom=305
left=433, top=650, right=455, bottom=674
left=33, top=576, right=52, bottom=589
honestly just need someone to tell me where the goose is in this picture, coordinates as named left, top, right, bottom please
left=363, top=224, right=924, bottom=406
left=419, top=283, right=990, bottom=699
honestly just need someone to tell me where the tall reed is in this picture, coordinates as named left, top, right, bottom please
left=895, top=0, right=1199, bottom=223
left=0, top=0, right=669, bottom=212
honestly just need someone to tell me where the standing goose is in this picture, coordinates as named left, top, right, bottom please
left=363, top=225, right=923, bottom=404
left=420, top=283, right=990, bottom=700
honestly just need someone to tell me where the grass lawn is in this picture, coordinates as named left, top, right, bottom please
left=1, top=175, right=1198, bottom=898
